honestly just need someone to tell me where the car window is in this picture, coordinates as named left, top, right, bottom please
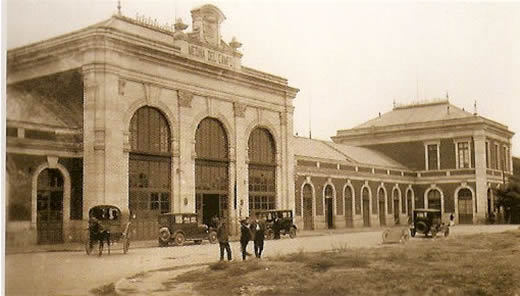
left=183, top=216, right=191, bottom=223
left=190, top=216, right=197, bottom=223
left=175, top=215, right=182, bottom=223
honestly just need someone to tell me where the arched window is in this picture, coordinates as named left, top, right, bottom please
left=37, top=169, right=64, bottom=244
left=344, top=185, right=353, bottom=227
left=458, top=188, right=473, bottom=224
left=427, top=189, right=442, bottom=210
left=406, top=189, right=413, bottom=216
left=302, top=184, right=314, bottom=230
left=129, top=107, right=171, bottom=240
left=248, top=128, right=276, bottom=211
left=361, top=187, right=370, bottom=226
left=195, top=118, right=229, bottom=227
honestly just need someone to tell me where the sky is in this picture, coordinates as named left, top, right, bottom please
left=4, top=0, right=520, bottom=155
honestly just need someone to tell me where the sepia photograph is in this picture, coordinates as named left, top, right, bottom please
left=3, top=0, right=520, bottom=295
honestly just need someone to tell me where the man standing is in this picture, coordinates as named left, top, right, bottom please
left=217, top=220, right=232, bottom=261
left=240, top=218, right=252, bottom=260
left=251, top=217, right=265, bottom=258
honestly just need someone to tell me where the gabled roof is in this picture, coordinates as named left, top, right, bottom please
left=353, top=100, right=473, bottom=129
left=294, top=136, right=407, bottom=169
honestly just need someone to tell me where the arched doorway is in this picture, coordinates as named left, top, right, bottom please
left=302, top=184, right=314, bottom=230
left=129, top=106, right=172, bottom=240
left=458, top=188, right=473, bottom=224
left=37, top=169, right=64, bottom=244
left=248, top=128, right=276, bottom=214
left=427, top=189, right=442, bottom=211
left=393, top=188, right=400, bottom=225
left=344, top=186, right=353, bottom=228
left=378, top=187, right=386, bottom=226
left=195, top=118, right=229, bottom=228
left=362, top=187, right=370, bottom=227
left=324, top=184, right=334, bottom=229
left=406, top=189, right=413, bottom=218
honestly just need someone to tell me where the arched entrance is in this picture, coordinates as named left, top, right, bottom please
left=344, top=186, right=353, bottom=227
left=324, top=184, right=334, bottom=229
left=302, top=184, right=314, bottom=230
left=406, top=189, right=413, bottom=218
left=393, top=188, right=400, bottom=225
left=362, top=187, right=370, bottom=227
left=195, top=118, right=229, bottom=227
left=248, top=128, right=276, bottom=213
left=458, top=188, right=473, bottom=224
left=129, top=106, right=172, bottom=240
left=378, top=188, right=386, bottom=226
left=37, top=169, right=64, bottom=244
left=427, top=189, right=441, bottom=211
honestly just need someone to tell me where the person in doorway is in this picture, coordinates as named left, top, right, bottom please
left=240, top=218, right=252, bottom=260
left=217, top=220, right=232, bottom=261
left=272, top=214, right=281, bottom=240
left=251, top=217, right=266, bottom=258
left=449, top=213, right=455, bottom=226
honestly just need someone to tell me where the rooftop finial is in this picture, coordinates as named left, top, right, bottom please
left=117, top=0, right=121, bottom=15
left=446, top=91, right=449, bottom=100
left=474, top=100, right=478, bottom=115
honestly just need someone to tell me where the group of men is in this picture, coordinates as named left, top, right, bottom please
left=216, top=215, right=281, bottom=261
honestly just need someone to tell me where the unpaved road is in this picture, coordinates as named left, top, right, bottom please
left=5, top=225, right=517, bottom=296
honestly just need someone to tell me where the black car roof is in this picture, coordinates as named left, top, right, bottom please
left=414, top=208, right=441, bottom=213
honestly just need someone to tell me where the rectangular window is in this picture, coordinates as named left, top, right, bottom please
left=495, top=144, right=500, bottom=170
left=427, top=144, right=439, bottom=170
left=485, top=142, right=489, bottom=169
left=502, top=146, right=508, bottom=172
left=457, top=142, right=470, bottom=168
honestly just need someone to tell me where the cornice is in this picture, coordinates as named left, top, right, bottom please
left=7, top=26, right=299, bottom=97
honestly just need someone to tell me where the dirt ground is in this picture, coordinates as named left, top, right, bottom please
left=104, top=225, right=520, bottom=296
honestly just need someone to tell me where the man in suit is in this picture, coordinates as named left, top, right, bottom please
left=240, top=218, right=252, bottom=260
left=251, top=217, right=266, bottom=258
left=216, top=220, right=232, bottom=261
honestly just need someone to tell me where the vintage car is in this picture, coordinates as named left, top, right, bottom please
left=158, top=213, right=218, bottom=246
left=410, top=208, right=450, bottom=238
left=253, top=210, right=297, bottom=240
left=86, top=205, right=131, bottom=256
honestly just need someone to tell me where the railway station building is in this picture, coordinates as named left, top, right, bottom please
left=6, top=4, right=515, bottom=246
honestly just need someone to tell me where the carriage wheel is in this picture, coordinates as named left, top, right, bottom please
left=174, top=233, right=185, bottom=246
left=123, top=237, right=130, bottom=254
left=85, top=240, right=93, bottom=255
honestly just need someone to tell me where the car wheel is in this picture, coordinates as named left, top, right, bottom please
left=289, top=227, right=297, bottom=239
left=208, top=231, right=217, bottom=244
left=416, top=221, right=429, bottom=234
left=174, top=233, right=185, bottom=246
left=159, top=227, right=171, bottom=246
left=266, top=229, right=274, bottom=240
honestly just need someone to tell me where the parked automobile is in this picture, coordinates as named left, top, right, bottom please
left=409, top=208, right=450, bottom=238
left=253, top=210, right=297, bottom=240
left=158, top=213, right=218, bottom=246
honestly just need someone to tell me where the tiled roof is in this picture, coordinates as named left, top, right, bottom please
left=294, top=137, right=407, bottom=169
left=353, top=100, right=473, bottom=129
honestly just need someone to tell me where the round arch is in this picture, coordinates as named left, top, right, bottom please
left=342, top=181, right=355, bottom=227
left=322, top=181, right=336, bottom=229
left=301, top=180, right=316, bottom=230
left=454, top=184, right=475, bottom=224
left=376, top=184, right=387, bottom=226
left=392, top=185, right=402, bottom=224
left=424, top=186, right=444, bottom=214
left=124, top=100, right=176, bottom=143
left=191, top=111, right=235, bottom=149
left=244, top=121, right=280, bottom=155
left=31, top=161, right=71, bottom=243
left=360, top=183, right=372, bottom=227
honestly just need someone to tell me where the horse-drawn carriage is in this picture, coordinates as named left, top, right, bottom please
left=86, top=205, right=131, bottom=256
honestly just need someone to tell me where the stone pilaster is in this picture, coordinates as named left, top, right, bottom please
left=178, top=90, right=196, bottom=213
left=474, top=134, right=488, bottom=223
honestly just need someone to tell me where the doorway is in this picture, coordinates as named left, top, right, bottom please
left=325, top=198, right=333, bottom=229
left=37, top=169, right=64, bottom=244
left=362, top=196, right=370, bottom=227
left=458, top=189, right=473, bottom=224
left=303, top=184, right=314, bottom=230
left=394, top=198, right=400, bottom=225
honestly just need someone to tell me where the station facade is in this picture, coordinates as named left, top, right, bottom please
left=6, top=4, right=515, bottom=246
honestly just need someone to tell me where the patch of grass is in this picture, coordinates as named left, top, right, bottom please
left=208, top=261, right=229, bottom=271
left=175, top=231, right=520, bottom=296
left=89, top=283, right=117, bottom=296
